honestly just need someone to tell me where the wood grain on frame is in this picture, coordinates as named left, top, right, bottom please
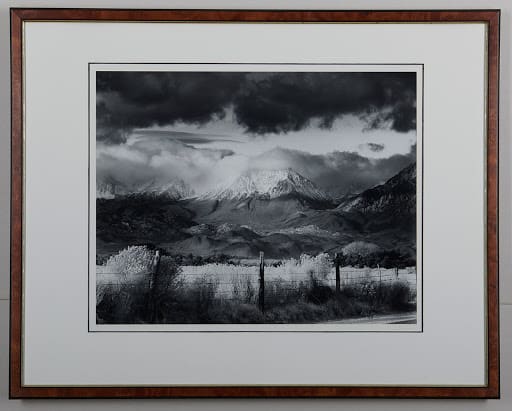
left=9, top=8, right=500, bottom=399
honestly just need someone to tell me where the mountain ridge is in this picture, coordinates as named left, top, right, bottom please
left=337, top=162, right=416, bottom=215
left=96, top=177, right=194, bottom=200
left=96, top=162, right=417, bottom=260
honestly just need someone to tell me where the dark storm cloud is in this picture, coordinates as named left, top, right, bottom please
left=97, top=71, right=416, bottom=144
left=233, top=72, right=416, bottom=135
left=96, top=72, right=246, bottom=144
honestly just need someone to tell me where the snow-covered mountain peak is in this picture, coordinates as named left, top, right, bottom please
left=201, top=168, right=330, bottom=201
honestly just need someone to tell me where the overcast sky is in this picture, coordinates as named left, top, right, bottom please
left=96, top=71, right=417, bottom=196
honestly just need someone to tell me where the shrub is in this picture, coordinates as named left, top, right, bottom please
left=105, top=245, right=154, bottom=280
left=224, top=303, right=263, bottom=323
left=306, top=276, right=334, bottom=304
left=96, top=282, right=148, bottom=323
left=264, top=279, right=307, bottom=309
left=381, top=281, right=412, bottom=310
left=336, top=246, right=416, bottom=269
left=188, top=276, right=219, bottom=322
left=275, top=253, right=332, bottom=281
left=97, top=247, right=183, bottom=323
left=231, top=275, right=256, bottom=304
left=342, top=241, right=381, bottom=257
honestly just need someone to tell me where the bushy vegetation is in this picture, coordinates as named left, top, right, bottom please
left=278, top=253, right=332, bottom=280
left=164, top=244, right=415, bottom=270
left=336, top=243, right=415, bottom=269
left=169, top=253, right=233, bottom=266
left=105, top=245, right=154, bottom=277
left=96, top=247, right=416, bottom=324
left=181, top=253, right=333, bottom=283
left=96, top=246, right=183, bottom=323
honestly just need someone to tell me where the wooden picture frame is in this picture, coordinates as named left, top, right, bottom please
left=10, top=8, right=499, bottom=399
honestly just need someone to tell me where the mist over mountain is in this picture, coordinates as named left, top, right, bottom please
left=96, top=135, right=417, bottom=202
left=96, top=162, right=417, bottom=261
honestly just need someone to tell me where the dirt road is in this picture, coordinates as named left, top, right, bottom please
left=324, top=312, right=417, bottom=325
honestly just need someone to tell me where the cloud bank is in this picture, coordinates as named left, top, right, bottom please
left=97, top=134, right=416, bottom=197
left=248, top=146, right=415, bottom=196
left=97, top=71, right=417, bottom=144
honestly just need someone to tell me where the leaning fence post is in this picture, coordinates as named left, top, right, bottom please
left=259, top=251, right=265, bottom=313
left=335, top=253, right=341, bottom=294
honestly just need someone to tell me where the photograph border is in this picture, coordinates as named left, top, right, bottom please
left=10, top=8, right=499, bottom=399
left=87, top=62, right=424, bottom=334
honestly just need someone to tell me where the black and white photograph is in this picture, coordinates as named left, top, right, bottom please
left=91, top=65, right=422, bottom=329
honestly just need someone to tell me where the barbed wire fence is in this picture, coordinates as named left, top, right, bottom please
left=97, top=251, right=417, bottom=313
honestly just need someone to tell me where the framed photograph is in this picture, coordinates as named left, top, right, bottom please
left=10, top=8, right=499, bottom=398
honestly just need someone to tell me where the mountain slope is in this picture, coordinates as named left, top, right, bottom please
left=95, top=196, right=195, bottom=258
left=337, top=162, right=416, bottom=215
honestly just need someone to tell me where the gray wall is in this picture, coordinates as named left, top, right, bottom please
left=0, top=0, right=510, bottom=409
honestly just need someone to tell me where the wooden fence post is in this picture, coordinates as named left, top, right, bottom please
left=149, top=250, right=161, bottom=322
left=335, top=253, right=340, bottom=294
left=150, top=250, right=161, bottom=287
left=377, top=264, right=382, bottom=303
left=259, top=251, right=265, bottom=313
